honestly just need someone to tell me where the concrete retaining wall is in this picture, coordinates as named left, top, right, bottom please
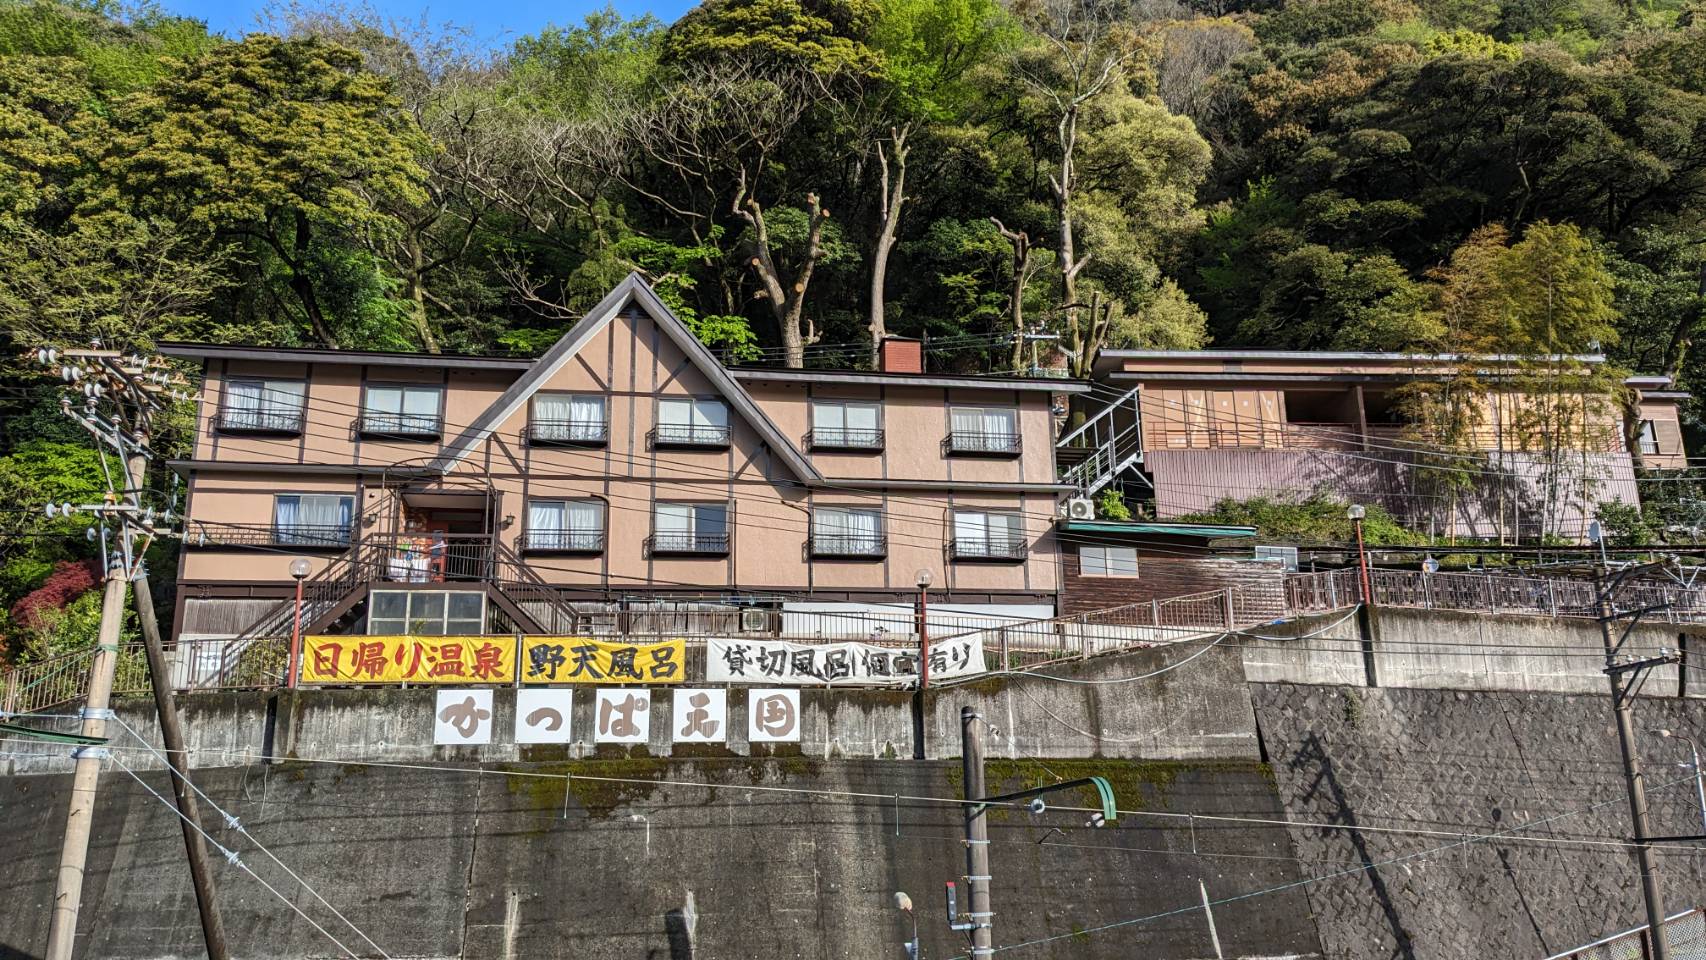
left=1242, top=606, right=1701, bottom=695
left=0, top=641, right=1261, bottom=776
left=0, top=759, right=1323, bottom=960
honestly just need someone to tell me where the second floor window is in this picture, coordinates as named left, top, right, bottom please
left=653, top=502, right=729, bottom=553
left=526, top=499, right=605, bottom=552
left=1639, top=419, right=1661, bottom=456
left=812, top=401, right=881, bottom=449
left=362, top=384, right=442, bottom=437
left=273, top=494, right=353, bottom=547
left=221, top=378, right=304, bottom=433
left=531, top=393, right=608, bottom=445
left=949, top=406, right=1020, bottom=455
left=656, top=397, right=730, bottom=446
left=812, top=506, right=884, bottom=556
left=952, top=510, right=1026, bottom=560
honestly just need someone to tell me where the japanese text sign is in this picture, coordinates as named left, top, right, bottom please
left=747, top=689, right=801, bottom=742
left=303, top=635, right=516, bottom=685
left=706, top=636, right=984, bottom=686
left=521, top=637, right=685, bottom=685
left=672, top=689, right=726, bottom=743
left=595, top=689, right=652, bottom=743
left=514, top=689, right=573, bottom=744
left=435, top=689, right=494, bottom=745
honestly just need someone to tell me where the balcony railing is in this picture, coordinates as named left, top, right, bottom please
left=651, top=424, right=732, bottom=448
left=809, top=534, right=887, bottom=559
left=358, top=412, right=443, bottom=439
left=809, top=428, right=884, bottom=451
left=529, top=419, right=610, bottom=446
left=647, top=532, right=731, bottom=556
left=214, top=408, right=305, bottom=435
left=950, top=537, right=1029, bottom=562
left=524, top=529, right=606, bottom=553
left=188, top=520, right=350, bottom=549
left=946, top=430, right=1022, bottom=457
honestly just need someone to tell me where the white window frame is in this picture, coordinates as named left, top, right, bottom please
left=656, top=397, right=730, bottom=444
left=652, top=501, right=730, bottom=551
left=1079, top=545, right=1138, bottom=578
left=362, top=383, right=442, bottom=435
left=525, top=498, right=606, bottom=552
left=222, top=378, right=305, bottom=430
left=368, top=589, right=486, bottom=636
left=811, top=400, right=882, bottom=448
left=952, top=510, right=1025, bottom=558
left=272, top=494, right=354, bottom=546
left=811, top=506, right=885, bottom=555
left=531, top=393, right=609, bottom=443
left=949, top=406, right=1020, bottom=453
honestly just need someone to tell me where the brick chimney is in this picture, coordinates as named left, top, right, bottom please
left=879, top=336, right=923, bottom=374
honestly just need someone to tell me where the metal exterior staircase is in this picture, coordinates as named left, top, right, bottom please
left=1057, top=385, right=1146, bottom=496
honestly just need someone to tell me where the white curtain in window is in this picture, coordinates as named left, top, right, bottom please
left=529, top=500, right=565, bottom=532
left=274, top=495, right=300, bottom=528
left=566, top=500, right=602, bottom=531
left=658, top=399, right=692, bottom=426
left=951, top=408, right=982, bottom=436
left=983, top=408, right=1015, bottom=436
left=845, top=404, right=878, bottom=433
left=813, top=403, right=845, bottom=432
left=656, top=503, right=692, bottom=533
left=229, top=380, right=264, bottom=413
left=403, top=387, right=437, bottom=416
left=569, top=395, right=603, bottom=423
left=813, top=508, right=847, bottom=538
left=954, top=511, right=986, bottom=544
left=844, top=509, right=878, bottom=540
left=536, top=394, right=573, bottom=421
left=298, top=495, right=352, bottom=529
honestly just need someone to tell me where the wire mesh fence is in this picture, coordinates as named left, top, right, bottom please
left=1546, top=908, right=1706, bottom=960
left=1285, top=567, right=1706, bottom=625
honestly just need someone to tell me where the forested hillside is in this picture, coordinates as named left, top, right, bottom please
left=4, top=0, right=1706, bottom=654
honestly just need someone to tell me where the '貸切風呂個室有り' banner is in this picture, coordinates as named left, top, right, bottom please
left=706, top=636, right=983, bottom=685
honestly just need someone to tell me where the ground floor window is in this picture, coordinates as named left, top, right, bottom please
left=368, top=590, right=485, bottom=635
left=1078, top=545, right=1138, bottom=577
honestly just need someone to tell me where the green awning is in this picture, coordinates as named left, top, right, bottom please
left=1059, top=520, right=1258, bottom=540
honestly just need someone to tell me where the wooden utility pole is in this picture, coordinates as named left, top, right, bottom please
left=134, top=568, right=231, bottom=959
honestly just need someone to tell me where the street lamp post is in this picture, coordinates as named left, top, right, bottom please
left=1346, top=504, right=1373, bottom=605
left=1655, top=728, right=1706, bottom=836
left=915, top=568, right=933, bottom=690
left=287, top=557, right=312, bottom=688
left=894, top=891, right=920, bottom=959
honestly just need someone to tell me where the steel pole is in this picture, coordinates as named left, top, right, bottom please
left=919, top=586, right=931, bottom=691
left=288, top=577, right=306, bottom=689
left=1354, top=517, right=1374, bottom=605
left=960, top=707, right=993, bottom=959
left=1596, top=566, right=1672, bottom=960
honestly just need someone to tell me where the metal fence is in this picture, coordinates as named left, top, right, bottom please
left=1546, top=908, right=1706, bottom=960
left=1285, top=567, right=1706, bottom=624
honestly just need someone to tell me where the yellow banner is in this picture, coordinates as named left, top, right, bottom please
left=301, top=635, right=517, bottom=684
left=520, top=637, right=686, bottom=684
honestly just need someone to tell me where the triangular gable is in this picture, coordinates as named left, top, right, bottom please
left=429, top=273, right=823, bottom=482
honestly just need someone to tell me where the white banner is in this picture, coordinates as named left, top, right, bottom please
left=707, top=636, right=984, bottom=686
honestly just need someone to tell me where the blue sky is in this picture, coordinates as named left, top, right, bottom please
left=162, top=0, right=697, bottom=45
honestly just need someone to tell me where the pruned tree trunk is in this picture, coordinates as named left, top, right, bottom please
left=992, top=218, right=1035, bottom=371
left=868, top=124, right=911, bottom=365
left=735, top=176, right=830, bottom=368
left=405, top=235, right=440, bottom=354
left=1049, top=103, right=1091, bottom=344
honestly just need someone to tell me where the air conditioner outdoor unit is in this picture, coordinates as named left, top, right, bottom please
left=1063, top=497, right=1096, bottom=521
left=1254, top=545, right=1300, bottom=571
left=740, top=608, right=771, bottom=633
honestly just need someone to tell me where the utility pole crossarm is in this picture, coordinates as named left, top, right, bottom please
left=971, top=777, right=1119, bottom=824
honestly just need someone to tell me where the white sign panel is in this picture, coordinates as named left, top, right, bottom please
left=595, top=688, right=652, bottom=744
left=672, top=689, right=727, bottom=743
left=747, top=688, right=802, bottom=743
left=434, top=689, right=493, bottom=745
left=707, top=636, right=984, bottom=686
left=515, top=689, right=574, bottom=744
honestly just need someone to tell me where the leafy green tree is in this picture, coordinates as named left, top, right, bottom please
left=103, top=35, right=430, bottom=347
left=661, top=0, right=882, bottom=75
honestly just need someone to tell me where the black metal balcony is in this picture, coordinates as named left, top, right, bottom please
left=185, top=521, right=351, bottom=550
left=647, top=532, right=731, bottom=556
left=650, top=424, right=731, bottom=449
left=946, top=430, right=1022, bottom=457
left=358, top=411, right=442, bottom=439
left=524, top=529, right=606, bottom=553
left=808, top=428, right=884, bottom=451
left=529, top=419, right=610, bottom=446
left=809, top=534, right=887, bottom=559
left=950, top=537, right=1029, bottom=562
left=214, top=408, right=305, bottom=435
